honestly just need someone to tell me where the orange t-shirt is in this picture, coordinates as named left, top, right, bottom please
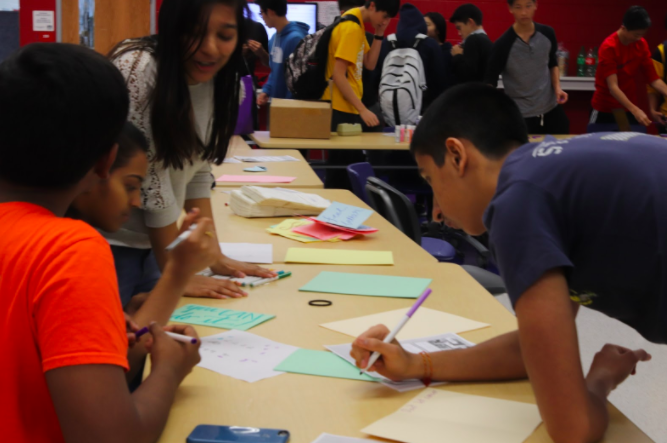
left=0, top=202, right=128, bottom=443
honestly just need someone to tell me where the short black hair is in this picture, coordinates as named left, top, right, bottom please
left=256, top=0, right=287, bottom=17
left=338, top=0, right=364, bottom=13
left=113, top=122, right=149, bottom=172
left=450, top=3, right=483, bottom=26
left=365, top=0, right=400, bottom=18
left=0, top=43, right=128, bottom=189
left=507, top=0, right=535, bottom=6
left=411, top=83, right=528, bottom=165
left=424, top=12, right=447, bottom=43
left=623, top=5, right=651, bottom=31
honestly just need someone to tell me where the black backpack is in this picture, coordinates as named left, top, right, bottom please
left=285, top=14, right=361, bottom=101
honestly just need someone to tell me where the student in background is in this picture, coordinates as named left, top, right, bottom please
left=322, top=0, right=400, bottom=189
left=338, top=0, right=384, bottom=133
left=255, top=0, right=309, bottom=105
left=591, top=6, right=667, bottom=129
left=0, top=42, right=205, bottom=443
left=351, top=83, right=664, bottom=443
left=647, top=12, right=667, bottom=133
left=108, top=0, right=276, bottom=305
left=243, top=17, right=269, bottom=76
left=486, top=0, right=569, bottom=134
left=375, top=3, right=445, bottom=113
left=424, top=12, right=454, bottom=88
left=449, top=3, right=492, bottom=83
left=242, top=17, right=269, bottom=129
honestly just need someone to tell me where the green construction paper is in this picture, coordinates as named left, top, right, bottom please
left=299, top=271, right=431, bottom=299
left=274, top=349, right=378, bottom=382
left=170, top=304, right=275, bottom=331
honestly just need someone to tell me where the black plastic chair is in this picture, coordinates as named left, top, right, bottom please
left=366, top=177, right=506, bottom=295
left=365, top=177, right=456, bottom=262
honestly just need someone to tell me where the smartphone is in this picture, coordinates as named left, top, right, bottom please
left=186, top=425, right=290, bottom=443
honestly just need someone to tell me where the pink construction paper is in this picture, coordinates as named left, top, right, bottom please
left=292, top=222, right=358, bottom=241
left=307, top=217, right=378, bottom=234
left=216, top=175, right=296, bottom=183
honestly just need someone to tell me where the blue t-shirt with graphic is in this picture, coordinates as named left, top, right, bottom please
left=484, top=133, right=667, bottom=343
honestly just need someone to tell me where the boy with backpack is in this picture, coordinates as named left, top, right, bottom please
left=375, top=2, right=445, bottom=126
left=647, top=12, right=667, bottom=133
left=255, top=0, right=309, bottom=105
left=320, top=0, right=400, bottom=189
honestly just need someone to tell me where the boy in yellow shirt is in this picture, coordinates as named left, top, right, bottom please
left=322, top=0, right=399, bottom=189
left=648, top=13, right=667, bottom=133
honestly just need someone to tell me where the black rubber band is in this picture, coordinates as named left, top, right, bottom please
left=308, top=299, right=332, bottom=307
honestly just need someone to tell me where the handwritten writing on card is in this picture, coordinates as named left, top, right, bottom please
left=170, top=304, right=275, bottom=331
left=316, top=202, right=372, bottom=229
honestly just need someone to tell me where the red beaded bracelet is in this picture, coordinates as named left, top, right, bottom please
left=420, top=351, right=433, bottom=387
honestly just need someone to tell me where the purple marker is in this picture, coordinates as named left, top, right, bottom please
left=133, top=326, right=198, bottom=344
left=361, top=288, right=433, bottom=374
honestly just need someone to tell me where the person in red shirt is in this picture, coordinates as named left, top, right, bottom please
left=591, top=6, right=667, bottom=128
left=0, top=43, right=218, bottom=443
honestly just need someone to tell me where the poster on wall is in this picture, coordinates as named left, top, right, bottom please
left=314, top=1, right=339, bottom=28
left=33, top=10, right=55, bottom=31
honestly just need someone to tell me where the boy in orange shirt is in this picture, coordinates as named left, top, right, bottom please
left=0, top=43, right=219, bottom=443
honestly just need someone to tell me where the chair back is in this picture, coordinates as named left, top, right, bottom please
left=365, top=176, right=422, bottom=244
left=586, top=123, right=647, bottom=134
left=346, top=162, right=375, bottom=204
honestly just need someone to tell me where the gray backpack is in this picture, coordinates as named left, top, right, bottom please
left=379, top=33, right=427, bottom=127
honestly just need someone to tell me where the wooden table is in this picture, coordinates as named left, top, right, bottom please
left=211, top=189, right=438, bottom=266
left=155, top=263, right=650, bottom=443
left=214, top=148, right=324, bottom=189
left=250, top=132, right=584, bottom=151
left=250, top=131, right=409, bottom=151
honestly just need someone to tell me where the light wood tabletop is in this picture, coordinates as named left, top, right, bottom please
left=249, top=132, right=586, bottom=151
left=214, top=147, right=324, bottom=189
left=154, top=263, right=651, bottom=443
left=211, top=189, right=438, bottom=266
left=250, top=131, right=410, bottom=151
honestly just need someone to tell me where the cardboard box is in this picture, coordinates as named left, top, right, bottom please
left=270, top=99, right=332, bottom=139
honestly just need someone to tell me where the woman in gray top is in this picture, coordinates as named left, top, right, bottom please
left=107, top=0, right=275, bottom=306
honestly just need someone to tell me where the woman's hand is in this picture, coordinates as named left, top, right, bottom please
left=211, top=256, right=276, bottom=279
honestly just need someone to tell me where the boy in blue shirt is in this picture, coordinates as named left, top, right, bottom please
left=255, top=0, right=309, bottom=105
left=351, top=83, right=663, bottom=443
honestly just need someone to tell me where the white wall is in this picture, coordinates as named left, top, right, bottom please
left=0, top=0, right=19, bottom=11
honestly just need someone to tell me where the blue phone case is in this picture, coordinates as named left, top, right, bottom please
left=186, top=425, right=290, bottom=443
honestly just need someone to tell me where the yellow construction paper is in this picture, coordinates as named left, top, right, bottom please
left=320, top=307, right=489, bottom=340
left=362, top=389, right=542, bottom=443
left=285, top=248, right=394, bottom=265
left=267, top=219, right=327, bottom=243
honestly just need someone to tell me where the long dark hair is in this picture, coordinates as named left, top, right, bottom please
left=425, top=12, right=447, bottom=44
left=110, top=0, right=247, bottom=169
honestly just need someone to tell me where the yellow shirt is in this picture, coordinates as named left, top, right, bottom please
left=321, top=8, right=369, bottom=114
left=647, top=43, right=666, bottom=115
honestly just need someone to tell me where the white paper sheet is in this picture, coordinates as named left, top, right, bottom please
left=220, top=243, right=273, bottom=264
left=234, top=155, right=299, bottom=162
left=311, top=433, right=375, bottom=443
left=223, top=157, right=242, bottom=163
left=198, top=331, right=298, bottom=383
left=325, top=333, right=473, bottom=392
left=321, top=308, right=489, bottom=340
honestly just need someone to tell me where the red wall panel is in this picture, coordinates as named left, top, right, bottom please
left=295, top=0, right=667, bottom=133
left=19, top=0, right=58, bottom=46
